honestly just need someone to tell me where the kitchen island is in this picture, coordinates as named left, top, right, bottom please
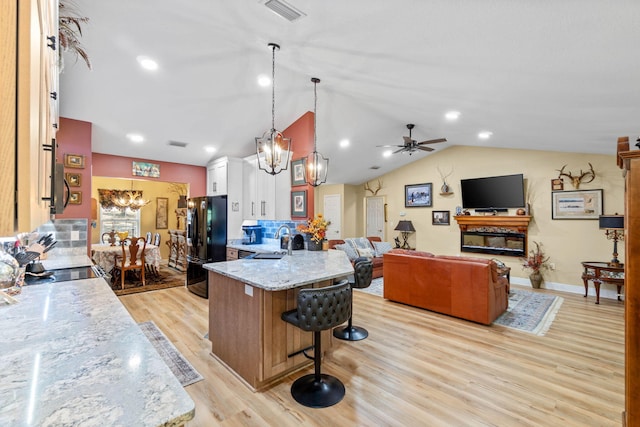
left=0, top=278, right=195, bottom=426
left=204, top=249, right=354, bottom=391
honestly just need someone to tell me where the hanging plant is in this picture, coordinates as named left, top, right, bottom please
left=59, top=0, right=91, bottom=69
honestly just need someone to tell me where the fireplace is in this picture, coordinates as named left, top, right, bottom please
left=461, top=230, right=525, bottom=257
left=454, top=215, right=532, bottom=258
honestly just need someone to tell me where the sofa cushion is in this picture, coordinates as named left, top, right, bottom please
left=346, top=237, right=375, bottom=252
left=356, top=247, right=375, bottom=259
left=334, top=243, right=359, bottom=261
left=389, top=248, right=434, bottom=257
left=372, top=241, right=393, bottom=257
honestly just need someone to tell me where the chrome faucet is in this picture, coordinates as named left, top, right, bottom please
left=275, top=224, right=293, bottom=256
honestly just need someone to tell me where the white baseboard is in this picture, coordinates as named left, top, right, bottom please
left=510, top=277, right=623, bottom=302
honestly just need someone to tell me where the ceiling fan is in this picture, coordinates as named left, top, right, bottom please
left=378, top=124, right=446, bottom=155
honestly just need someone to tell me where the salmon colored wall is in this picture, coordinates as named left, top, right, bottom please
left=284, top=111, right=315, bottom=219
left=91, top=154, right=206, bottom=195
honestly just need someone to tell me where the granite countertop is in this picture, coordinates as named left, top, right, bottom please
left=41, top=255, right=93, bottom=270
left=0, top=278, right=195, bottom=426
left=204, top=249, right=354, bottom=291
left=226, top=240, right=286, bottom=254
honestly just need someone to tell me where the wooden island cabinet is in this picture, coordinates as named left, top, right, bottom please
left=205, top=250, right=354, bottom=391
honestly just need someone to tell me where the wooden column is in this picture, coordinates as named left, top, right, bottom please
left=620, top=150, right=640, bottom=426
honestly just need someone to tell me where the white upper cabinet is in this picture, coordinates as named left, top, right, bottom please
left=242, top=155, right=291, bottom=220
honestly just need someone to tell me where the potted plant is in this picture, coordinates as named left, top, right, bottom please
left=296, top=213, right=330, bottom=251
left=521, top=241, right=550, bottom=289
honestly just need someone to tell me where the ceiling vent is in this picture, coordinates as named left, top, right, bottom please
left=168, top=140, right=188, bottom=148
left=264, top=0, right=306, bottom=22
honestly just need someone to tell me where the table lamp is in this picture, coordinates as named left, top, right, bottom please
left=394, top=220, right=415, bottom=249
left=599, top=214, right=624, bottom=267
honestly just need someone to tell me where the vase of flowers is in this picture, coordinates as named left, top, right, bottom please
left=297, top=213, right=330, bottom=251
left=521, top=241, right=550, bottom=289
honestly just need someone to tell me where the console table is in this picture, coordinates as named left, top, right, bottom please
left=581, top=261, right=624, bottom=304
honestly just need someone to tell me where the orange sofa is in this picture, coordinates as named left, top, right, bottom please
left=383, top=249, right=509, bottom=325
left=328, top=237, right=384, bottom=279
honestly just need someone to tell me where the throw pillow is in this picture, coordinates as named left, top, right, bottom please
left=372, top=241, right=393, bottom=257
left=334, top=243, right=359, bottom=261
left=345, top=237, right=375, bottom=252
left=356, top=247, right=374, bottom=259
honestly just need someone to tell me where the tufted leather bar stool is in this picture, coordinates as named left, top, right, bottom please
left=333, top=257, right=373, bottom=341
left=281, top=280, right=352, bottom=408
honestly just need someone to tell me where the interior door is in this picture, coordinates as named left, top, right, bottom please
left=323, top=194, right=341, bottom=240
left=366, top=196, right=385, bottom=239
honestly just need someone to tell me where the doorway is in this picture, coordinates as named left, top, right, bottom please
left=365, top=196, right=385, bottom=240
left=323, top=194, right=342, bottom=240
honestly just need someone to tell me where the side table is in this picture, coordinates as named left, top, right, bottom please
left=581, top=261, right=624, bottom=304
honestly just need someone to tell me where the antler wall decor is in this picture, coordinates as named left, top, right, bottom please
left=364, top=179, right=382, bottom=195
left=556, top=163, right=596, bottom=189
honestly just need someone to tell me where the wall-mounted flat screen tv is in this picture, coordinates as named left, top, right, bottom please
left=460, top=173, right=525, bottom=210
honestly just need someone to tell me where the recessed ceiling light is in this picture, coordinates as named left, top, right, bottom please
left=383, top=150, right=393, bottom=158
left=126, top=133, right=145, bottom=143
left=136, top=56, right=158, bottom=71
left=478, top=131, right=493, bottom=140
left=204, top=146, right=217, bottom=154
left=339, top=139, right=350, bottom=148
left=257, top=74, right=271, bottom=87
left=445, top=111, right=460, bottom=121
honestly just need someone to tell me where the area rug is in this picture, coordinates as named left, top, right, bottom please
left=356, top=279, right=563, bottom=336
left=139, top=321, right=204, bottom=387
left=494, top=289, right=564, bottom=336
left=111, top=261, right=185, bottom=296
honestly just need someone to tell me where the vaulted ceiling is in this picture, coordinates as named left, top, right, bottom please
left=59, top=1, right=640, bottom=185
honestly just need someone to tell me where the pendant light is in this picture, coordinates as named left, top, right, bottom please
left=305, top=77, right=328, bottom=186
left=255, top=43, right=291, bottom=175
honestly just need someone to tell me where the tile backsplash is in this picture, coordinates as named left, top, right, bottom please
left=36, top=219, right=88, bottom=258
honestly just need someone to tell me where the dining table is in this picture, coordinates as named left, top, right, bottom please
left=91, top=242, right=162, bottom=277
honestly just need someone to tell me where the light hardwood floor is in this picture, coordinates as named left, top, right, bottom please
left=119, top=284, right=624, bottom=426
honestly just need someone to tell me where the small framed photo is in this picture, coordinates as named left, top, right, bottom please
left=291, top=190, right=307, bottom=218
left=551, top=178, right=564, bottom=191
left=551, top=189, right=603, bottom=220
left=291, top=158, right=306, bottom=186
left=64, top=154, right=85, bottom=169
left=69, top=191, right=82, bottom=204
left=432, top=210, right=450, bottom=225
left=405, top=183, right=433, bottom=207
left=65, top=172, right=82, bottom=187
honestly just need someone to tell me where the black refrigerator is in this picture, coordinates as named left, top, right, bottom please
left=186, top=195, right=227, bottom=298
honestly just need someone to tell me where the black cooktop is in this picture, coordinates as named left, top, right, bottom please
left=24, top=265, right=105, bottom=286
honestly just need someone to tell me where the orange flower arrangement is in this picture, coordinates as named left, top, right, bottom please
left=297, top=213, right=331, bottom=243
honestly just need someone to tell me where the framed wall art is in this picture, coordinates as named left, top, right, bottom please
left=291, top=158, right=306, bottom=186
left=69, top=191, right=82, bottom=204
left=64, top=154, right=85, bottom=169
left=291, top=190, right=307, bottom=218
left=65, top=172, right=82, bottom=187
left=551, top=178, right=563, bottom=191
left=133, top=161, right=160, bottom=178
left=405, top=183, right=433, bottom=207
left=156, top=197, right=168, bottom=229
left=432, top=210, right=450, bottom=225
left=551, top=189, right=603, bottom=220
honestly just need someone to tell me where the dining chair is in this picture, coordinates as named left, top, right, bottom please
left=153, top=232, right=161, bottom=247
left=101, top=230, right=116, bottom=246
left=145, top=232, right=152, bottom=244
left=114, top=237, right=146, bottom=290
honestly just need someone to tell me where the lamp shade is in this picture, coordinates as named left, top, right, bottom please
left=599, top=215, right=624, bottom=230
left=394, top=220, right=416, bottom=232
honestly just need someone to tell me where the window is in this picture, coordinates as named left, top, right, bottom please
left=100, top=206, right=140, bottom=237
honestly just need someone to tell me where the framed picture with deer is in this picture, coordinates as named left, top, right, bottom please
left=551, top=189, right=603, bottom=220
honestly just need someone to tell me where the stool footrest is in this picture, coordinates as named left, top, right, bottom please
left=287, top=344, right=314, bottom=360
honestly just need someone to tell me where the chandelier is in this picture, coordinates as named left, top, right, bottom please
left=111, top=190, right=150, bottom=211
left=255, top=42, right=291, bottom=176
left=305, top=77, right=328, bottom=186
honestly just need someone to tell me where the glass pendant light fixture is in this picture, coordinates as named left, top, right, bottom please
left=255, top=43, right=291, bottom=176
left=305, top=77, right=328, bottom=186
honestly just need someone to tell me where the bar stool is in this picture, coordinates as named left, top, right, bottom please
left=333, top=257, right=373, bottom=341
left=281, top=280, right=351, bottom=408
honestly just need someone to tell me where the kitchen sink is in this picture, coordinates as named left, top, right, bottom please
left=252, top=253, right=285, bottom=260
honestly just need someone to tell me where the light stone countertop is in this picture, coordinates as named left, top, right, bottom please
left=0, top=278, right=195, bottom=426
left=204, top=249, right=354, bottom=291
left=41, top=255, right=93, bottom=270
left=226, top=239, right=287, bottom=254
